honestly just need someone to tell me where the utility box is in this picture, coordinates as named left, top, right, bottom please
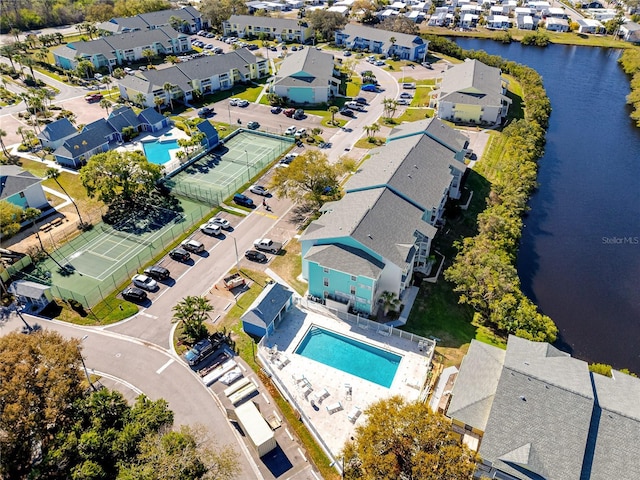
left=233, top=401, right=277, bottom=457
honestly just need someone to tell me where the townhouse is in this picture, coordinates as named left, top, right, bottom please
left=222, top=15, right=314, bottom=43
left=97, top=6, right=207, bottom=34
left=335, top=24, right=429, bottom=62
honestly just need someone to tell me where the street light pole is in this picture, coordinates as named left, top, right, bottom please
left=78, top=335, right=97, bottom=392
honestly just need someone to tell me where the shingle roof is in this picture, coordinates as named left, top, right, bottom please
left=447, top=340, right=506, bottom=431
left=0, top=167, right=42, bottom=199
left=55, top=119, right=112, bottom=159
left=118, top=74, right=155, bottom=94
left=437, top=59, right=506, bottom=107
left=138, top=107, right=165, bottom=125
left=176, top=49, right=257, bottom=79
left=37, top=117, right=77, bottom=142
left=139, top=65, right=192, bottom=93
left=274, top=48, right=337, bottom=88
left=340, top=23, right=425, bottom=50
left=226, top=14, right=308, bottom=31
left=107, top=106, right=143, bottom=132
left=241, top=282, right=293, bottom=330
left=8, top=280, right=50, bottom=298
left=305, top=244, right=385, bottom=279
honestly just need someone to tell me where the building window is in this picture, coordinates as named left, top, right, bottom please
left=323, top=278, right=329, bottom=287
left=350, top=286, right=356, bottom=295
left=323, top=267, right=329, bottom=273
left=351, top=275, right=357, bottom=281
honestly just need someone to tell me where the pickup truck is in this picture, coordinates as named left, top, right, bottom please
left=253, top=238, right=282, bottom=254
left=85, top=93, right=103, bottom=103
left=223, top=272, right=245, bottom=290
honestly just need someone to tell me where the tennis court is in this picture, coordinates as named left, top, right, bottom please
left=164, top=131, right=292, bottom=204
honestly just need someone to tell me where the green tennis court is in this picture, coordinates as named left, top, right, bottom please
left=164, top=131, right=292, bottom=204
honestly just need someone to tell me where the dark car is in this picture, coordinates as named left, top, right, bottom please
left=247, top=121, right=260, bottom=130
left=184, top=338, right=215, bottom=366
left=354, top=97, right=368, bottom=105
left=144, top=265, right=171, bottom=281
left=233, top=193, right=255, bottom=208
left=270, top=106, right=282, bottom=114
left=245, top=250, right=267, bottom=263
left=122, top=287, right=147, bottom=302
left=198, top=107, right=213, bottom=118
left=339, top=108, right=355, bottom=117
left=283, top=108, right=295, bottom=117
left=169, top=247, right=191, bottom=262
left=247, top=44, right=259, bottom=50
left=293, top=108, right=305, bottom=120
left=361, top=84, right=378, bottom=92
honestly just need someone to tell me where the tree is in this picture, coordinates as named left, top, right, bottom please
left=0, top=200, right=24, bottom=237
left=307, top=10, right=348, bottom=41
left=328, top=105, right=339, bottom=125
left=76, top=59, right=94, bottom=79
left=163, top=82, right=175, bottom=110
left=379, top=291, right=400, bottom=315
left=0, top=128, right=13, bottom=159
left=199, top=0, right=248, bottom=33
left=172, top=296, right=213, bottom=343
left=46, top=168, right=87, bottom=228
left=269, top=150, right=353, bottom=208
left=341, top=396, right=477, bottom=479
left=154, top=96, right=165, bottom=113
left=142, top=48, right=156, bottom=66
left=380, top=15, right=419, bottom=35
left=99, top=98, right=113, bottom=116
left=80, top=150, right=163, bottom=205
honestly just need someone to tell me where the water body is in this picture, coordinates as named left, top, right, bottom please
left=451, top=38, right=640, bottom=373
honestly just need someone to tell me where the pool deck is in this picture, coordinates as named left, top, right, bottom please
left=258, top=305, right=432, bottom=458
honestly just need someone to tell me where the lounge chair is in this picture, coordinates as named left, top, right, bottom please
left=276, top=355, right=290, bottom=369
left=301, top=384, right=313, bottom=399
left=347, top=406, right=362, bottom=423
left=326, top=401, right=343, bottom=414
left=292, top=372, right=306, bottom=384
left=313, top=388, right=330, bottom=404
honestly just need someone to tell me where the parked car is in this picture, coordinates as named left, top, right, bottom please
left=278, top=152, right=298, bottom=167
left=169, top=247, right=190, bottom=262
left=339, top=108, right=355, bottom=117
left=270, top=106, right=282, bottom=114
left=354, top=97, right=368, bottom=105
left=131, top=274, right=158, bottom=291
left=229, top=98, right=239, bottom=106
left=253, top=238, right=282, bottom=254
left=374, top=60, right=386, bottom=66
left=343, top=50, right=352, bottom=56
left=208, top=217, right=231, bottom=230
left=94, top=73, right=103, bottom=80
left=204, top=44, right=214, bottom=50
left=293, top=109, right=305, bottom=120
left=285, top=125, right=297, bottom=135
left=291, top=45, right=298, bottom=51
left=85, top=93, right=103, bottom=103
left=122, top=287, right=147, bottom=302
left=198, top=107, right=213, bottom=118
left=200, top=223, right=222, bottom=236
left=124, top=67, right=133, bottom=75
left=396, top=98, right=411, bottom=105
left=247, top=121, right=260, bottom=130
left=237, top=99, right=249, bottom=107
left=184, top=338, right=215, bottom=366
left=233, top=193, right=255, bottom=208
left=205, top=32, right=214, bottom=38
left=361, top=84, right=378, bottom=92
left=181, top=239, right=205, bottom=253
left=345, top=101, right=364, bottom=111
left=214, top=47, right=223, bottom=54
left=249, top=184, right=268, bottom=196
left=402, top=82, right=416, bottom=89
left=245, top=249, right=267, bottom=263
left=283, top=108, right=295, bottom=117
left=400, top=92, right=413, bottom=99
left=143, top=265, right=170, bottom=281
left=295, top=128, right=307, bottom=138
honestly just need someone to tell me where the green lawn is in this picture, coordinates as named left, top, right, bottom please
left=268, top=239, right=308, bottom=296
left=395, top=108, right=434, bottom=123
left=354, top=137, right=385, bottom=149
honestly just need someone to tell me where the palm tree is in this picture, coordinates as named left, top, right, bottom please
left=171, top=296, right=212, bottom=342
left=46, top=168, right=87, bottom=229
left=16, top=126, right=26, bottom=145
left=0, top=128, right=12, bottom=159
left=329, top=105, right=339, bottom=125
left=163, top=83, right=175, bottom=111
left=99, top=98, right=113, bottom=115
left=379, top=291, right=401, bottom=315
left=134, top=93, right=145, bottom=108
left=154, top=96, right=164, bottom=113
left=0, top=44, right=17, bottom=69
left=370, top=122, right=380, bottom=139
left=142, top=48, right=155, bottom=66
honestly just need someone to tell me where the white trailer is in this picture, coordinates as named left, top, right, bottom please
left=233, top=401, right=277, bottom=457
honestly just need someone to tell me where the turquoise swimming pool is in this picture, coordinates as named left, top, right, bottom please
left=142, top=139, right=180, bottom=165
left=294, top=326, right=401, bottom=388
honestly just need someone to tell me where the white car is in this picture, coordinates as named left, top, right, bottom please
left=237, top=99, right=249, bottom=107
left=132, top=274, right=158, bottom=291
left=374, top=60, right=386, bottom=66
left=277, top=152, right=299, bottom=168
left=295, top=128, right=307, bottom=138
left=397, top=98, right=411, bottom=105
left=249, top=185, right=268, bottom=196
left=200, top=223, right=222, bottom=236
left=229, top=98, right=239, bottom=106
left=285, top=125, right=297, bottom=135
left=208, top=217, right=231, bottom=230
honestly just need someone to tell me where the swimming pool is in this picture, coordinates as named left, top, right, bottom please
left=294, top=326, right=401, bottom=388
left=142, top=139, right=180, bottom=165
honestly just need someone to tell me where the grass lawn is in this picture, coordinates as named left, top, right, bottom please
left=411, top=85, right=434, bottom=107
left=396, top=108, right=434, bottom=123
left=354, top=136, right=385, bottom=149
left=346, top=79, right=362, bottom=97
left=400, top=77, right=436, bottom=87
left=268, top=239, right=307, bottom=296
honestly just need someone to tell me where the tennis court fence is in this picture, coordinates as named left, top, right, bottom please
left=8, top=203, right=210, bottom=309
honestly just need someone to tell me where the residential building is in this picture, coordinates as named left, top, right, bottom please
left=300, top=119, right=469, bottom=316
left=37, top=118, right=77, bottom=150
left=271, top=48, right=341, bottom=104
left=576, top=17, right=605, bottom=33
left=516, top=14, right=535, bottom=30
left=429, top=59, right=511, bottom=125
left=447, top=335, right=640, bottom=480
left=52, top=27, right=191, bottom=72
left=50, top=106, right=170, bottom=168
left=335, top=24, right=429, bottom=62
left=620, top=21, right=640, bottom=44
left=117, top=49, right=267, bottom=108
left=0, top=166, right=48, bottom=211
left=222, top=15, right=313, bottom=43
left=241, top=282, right=294, bottom=337
left=545, top=17, right=570, bottom=32
left=8, top=280, right=53, bottom=312
left=97, top=6, right=207, bottom=34
left=486, top=14, right=511, bottom=29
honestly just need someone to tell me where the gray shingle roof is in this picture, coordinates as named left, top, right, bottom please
left=274, top=48, right=337, bottom=89
left=340, top=23, right=425, bottom=50
left=37, top=117, right=77, bottom=142
left=305, top=244, right=385, bottom=279
left=119, top=74, right=155, bottom=94
left=8, top=280, right=50, bottom=298
left=437, top=59, right=506, bottom=107
left=138, top=107, right=165, bottom=125
left=107, top=106, right=143, bottom=132
left=447, top=340, right=506, bottom=431
left=242, top=282, right=293, bottom=330
left=0, top=167, right=42, bottom=199
left=139, top=65, right=192, bottom=93
left=176, top=49, right=257, bottom=79
left=226, top=14, right=308, bottom=31
left=99, top=16, right=148, bottom=32
left=345, top=118, right=467, bottom=213
left=55, top=119, right=112, bottom=159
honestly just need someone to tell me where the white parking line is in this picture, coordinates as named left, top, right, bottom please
left=156, top=359, right=174, bottom=374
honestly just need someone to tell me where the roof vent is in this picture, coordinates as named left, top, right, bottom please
left=519, top=396, right=527, bottom=402
left=368, top=234, right=373, bottom=239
